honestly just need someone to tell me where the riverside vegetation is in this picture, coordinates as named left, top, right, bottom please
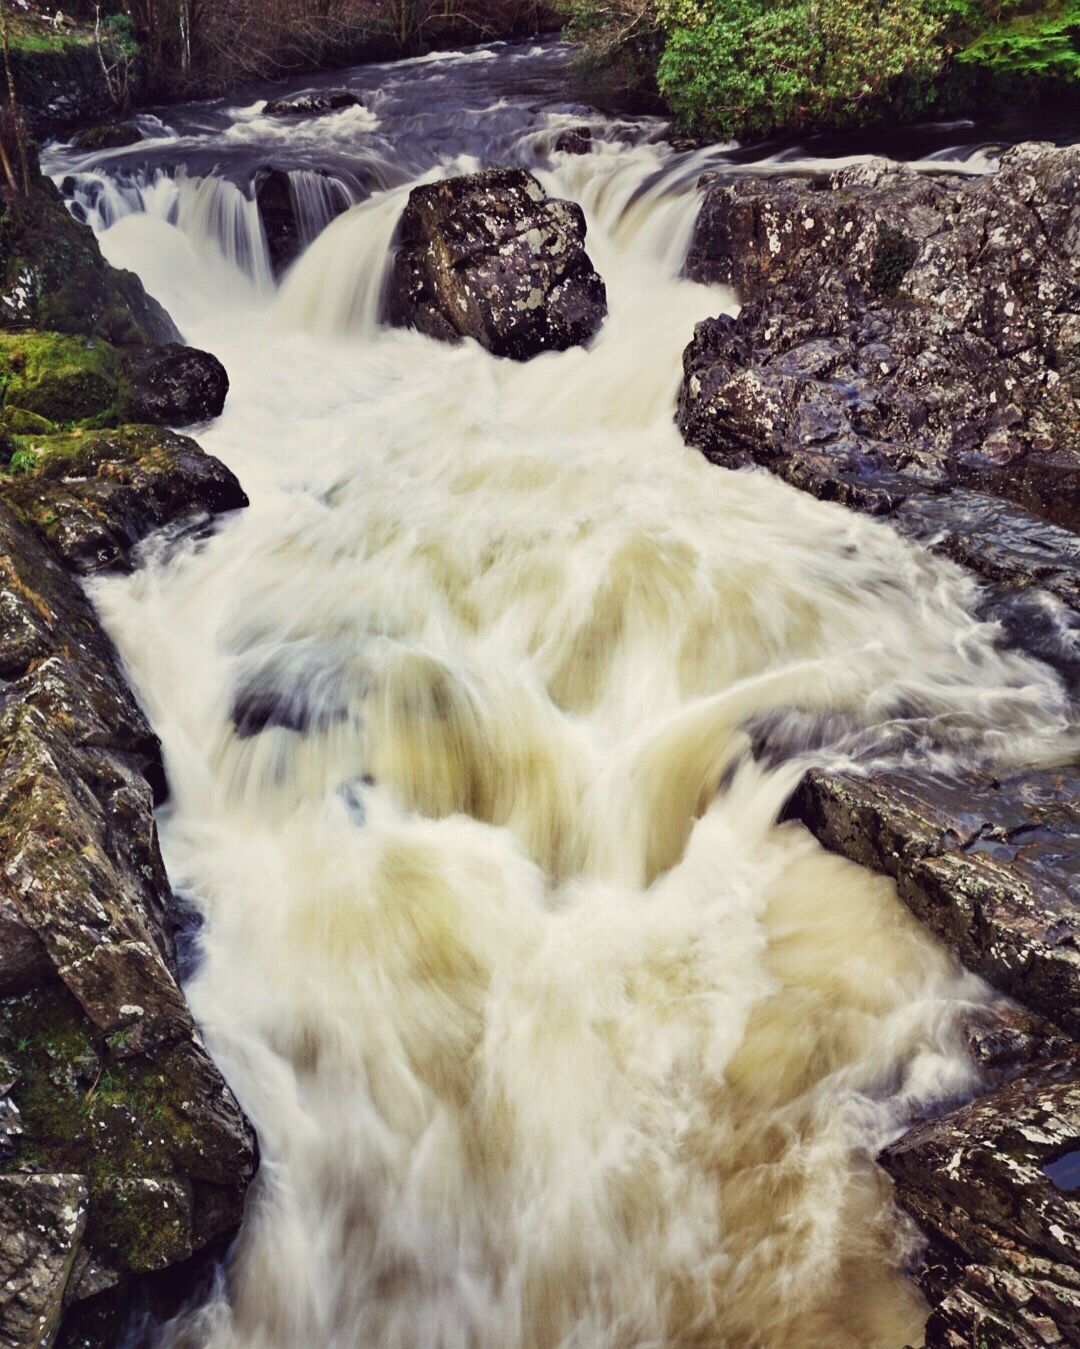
left=558, top=0, right=1080, bottom=137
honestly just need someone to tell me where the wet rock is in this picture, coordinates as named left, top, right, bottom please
left=119, top=343, right=229, bottom=425
left=0, top=425, right=248, bottom=574
left=263, top=90, right=361, bottom=117
left=8, top=40, right=116, bottom=130
left=0, top=332, right=228, bottom=432
left=554, top=126, right=593, bottom=155
left=0, top=492, right=256, bottom=1344
left=0, top=178, right=178, bottom=345
left=893, top=490, right=1080, bottom=612
left=0, top=1172, right=88, bottom=1349
left=70, top=124, right=143, bottom=153
left=784, top=764, right=1080, bottom=1035
left=881, top=1050, right=1080, bottom=1349
left=679, top=145, right=1080, bottom=591
left=253, top=166, right=348, bottom=277
left=254, top=168, right=300, bottom=278
left=386, top=167, right=607, bottom=360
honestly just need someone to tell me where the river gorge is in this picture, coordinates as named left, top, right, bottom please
left=10, top=35, right=1077, bottom=1349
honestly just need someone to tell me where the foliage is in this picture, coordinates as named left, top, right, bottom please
left=560, top=0, right=1079, bottom=138
left=957, top=0, right=1080, bottom=79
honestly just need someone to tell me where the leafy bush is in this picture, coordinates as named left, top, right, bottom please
left=957, top=0, right=1080, bottom=80
left=561, top=0, right=1079, bottom=138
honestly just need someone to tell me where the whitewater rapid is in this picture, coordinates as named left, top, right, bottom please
left=47, top=42, right=1077, bottom=1349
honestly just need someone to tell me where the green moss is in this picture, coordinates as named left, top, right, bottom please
left=5, top=17, right=92, bottom=55
left=0, top=332, right=123, bottom=428
left=0, top=984, right=217, bottom=1269
left=0, top=180, right=177, bottom=346
left=3, top=406, right=58, bottom=436
left=870, top=229, right=920, bottom=296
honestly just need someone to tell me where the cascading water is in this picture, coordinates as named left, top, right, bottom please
left=45, top=39, right=1078, bottom=1349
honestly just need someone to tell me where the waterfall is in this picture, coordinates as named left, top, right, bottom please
left=44, top=41, right=1076, bottom=1349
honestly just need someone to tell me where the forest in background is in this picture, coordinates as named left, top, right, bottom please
left=5, top=0, right=556, bottom=98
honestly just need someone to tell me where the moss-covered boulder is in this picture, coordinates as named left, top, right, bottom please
left=0, top=179, right=178, bottom=345
left=0, top=424, right=248, bottom=574
left=0, top=332, right=122, bottom=427
left=0, top=332, right=230, bottom=432
left=70, top=124, right=143, bottom=153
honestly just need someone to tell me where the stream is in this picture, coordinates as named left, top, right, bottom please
left=45, top=38, right=1078, bottom=1349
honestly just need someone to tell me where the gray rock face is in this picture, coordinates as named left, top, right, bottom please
left=679, top=145, right=1080, bottom=602
left=0, top=1173, right=88, bottom=1349
left=0, top=450, right=255, bottom=1343
left=785, top=765, right=1080, bottom=1036
left=881, top=1051, right=1080, bottom=1349
left=386, top=168, right=607, bottom=360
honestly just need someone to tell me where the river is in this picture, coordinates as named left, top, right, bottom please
left=45, top=38, right=1077, bottom=1349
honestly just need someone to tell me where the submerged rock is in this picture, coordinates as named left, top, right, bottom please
left=679, top=145, right=1080, bottom=585
left=263, top=90, right=361, bottom=117
left=386, top=167, right=607, bottom=360
left=785, top=765, right=1080, bottom=1036
left=881, top=1050, right=1080, bottom=1349
left=554, top=126, right=593, bottom=155
left=0, top=424, right=247, bottom=574
left=70, top=123, right=143, bottom=153
left=253, top=166, right=348, bottom=278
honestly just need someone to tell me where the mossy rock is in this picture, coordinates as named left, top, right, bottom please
left=0, top=179, right=178, bottom=344
left=0, top=332, right=123, bottom=428
left=0, top=983, right=253, bottom=1274
left=3, top=405, right=59, bottom=436
left=71, top=123, right=143, bottom=153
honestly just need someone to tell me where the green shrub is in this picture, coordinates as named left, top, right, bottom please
left=561, top=0, right=1079, bottom=138
left=957, top=0, right=1080, bottom=80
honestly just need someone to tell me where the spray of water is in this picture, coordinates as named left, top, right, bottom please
left=47, top=45, right=1077, bottom=1349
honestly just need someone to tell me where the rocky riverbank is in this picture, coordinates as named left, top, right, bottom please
left=679, top=143, right=1079, bottom=1346
left=0, top=168, right=254, bottom=1346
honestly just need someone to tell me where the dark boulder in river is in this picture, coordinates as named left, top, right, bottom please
left=263, top=90, right=361, bottom=117
left=679, top=144, right=1080, bottom=540
left=881, top=1049, right=1080, bottom=1349
left=70, top=123, right=143, bottom=153
left=386, top=168, right=607, bottom=360
left=120, top=342, right=230, bottom=425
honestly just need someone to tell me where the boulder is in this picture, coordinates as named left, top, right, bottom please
left=784, top=765, right=1080, bottom=1036
left=881, top=1051, right=1080, bottom=1349
left=70, top=123, right=143, bottom=153
left=253, top=166, right=348, bottom=277
left=554, top=126, right=593, bottom=155
left=679, top=145, right=1080, bottom=586
left=0, top=178, right=178, bottom=345
left=0, top=332, right=229, bottom=432
left=0, top=424, right=248, bottom=574
left=385, top=168, right=607, bottom=360
left=263, top=90, right=361, bottom=117
left=119, top=343, right=229, bottom=425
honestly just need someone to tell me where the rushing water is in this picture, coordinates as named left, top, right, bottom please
left=46, top=39, right=1079, bottom=1349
